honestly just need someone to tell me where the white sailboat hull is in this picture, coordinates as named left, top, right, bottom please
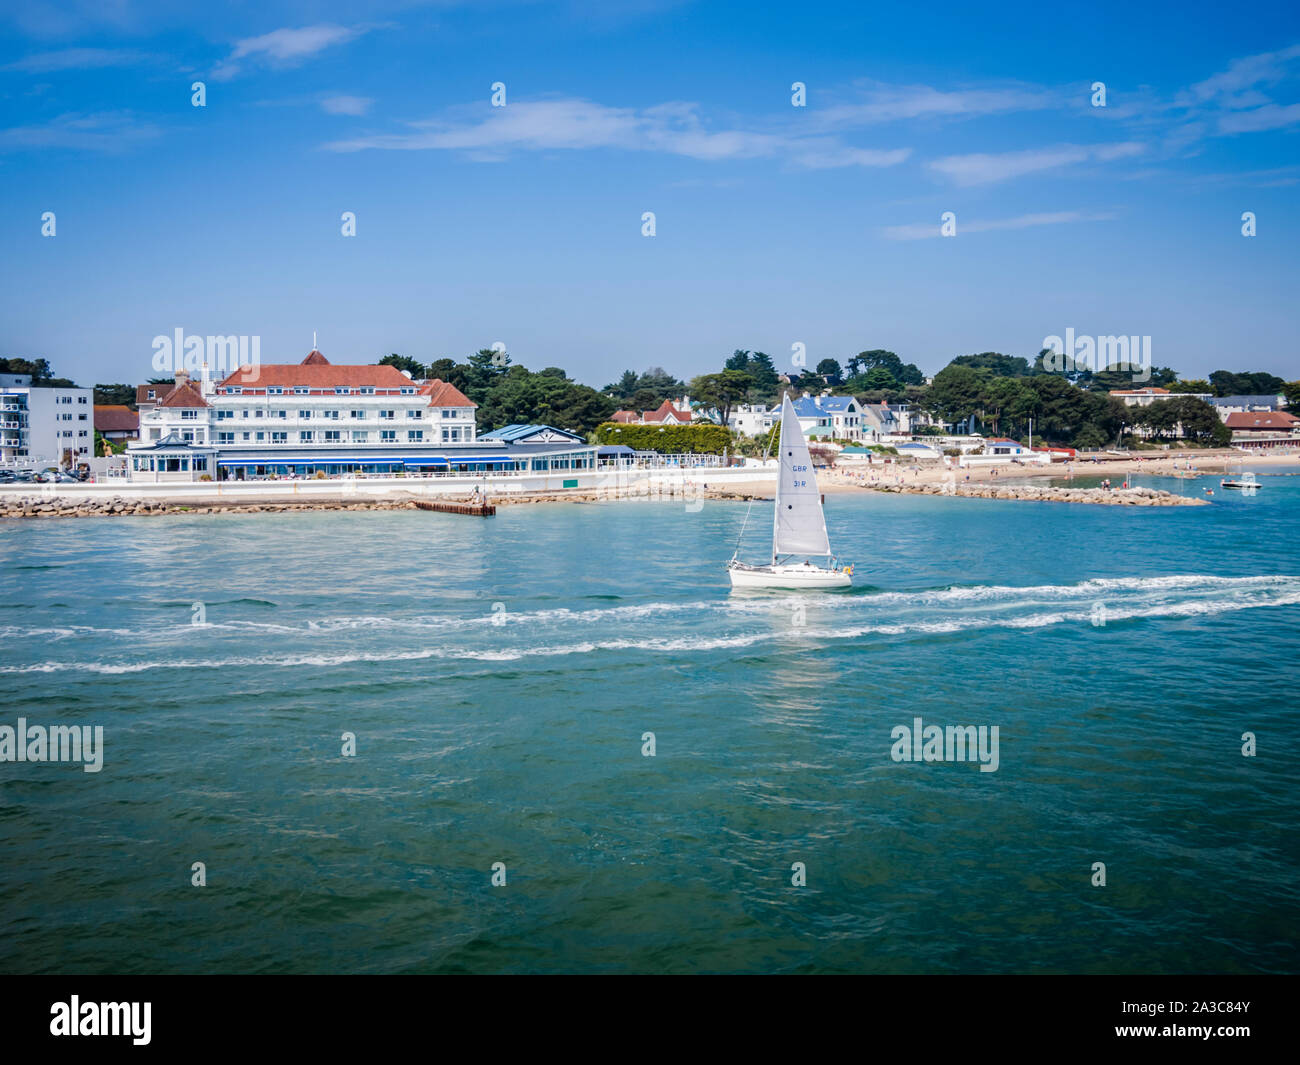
left=728, top=561, right=851, bottom=589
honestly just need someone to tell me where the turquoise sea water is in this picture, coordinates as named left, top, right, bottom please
left=1, top=474, right=1298, bottom=974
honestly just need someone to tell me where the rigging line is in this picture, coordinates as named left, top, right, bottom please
left=731, top=420, right=778, bottom=560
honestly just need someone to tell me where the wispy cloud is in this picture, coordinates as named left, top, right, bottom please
left=883, top=210, right=1117, bottom=241
left=927, top=142, right=1144, bottom=185
left=1183, top=43, right=1300, bottom=136
left=324, top=96, right=910, bottom=169
left=0, top=47, right=148, bottom=74
left=213, top=24, right=371, bottom=81
left=320, top=94, right=374, bottom=116
left=815, top=81, right=1054, bottom=128
left=0, top=111, right=161, bottom=153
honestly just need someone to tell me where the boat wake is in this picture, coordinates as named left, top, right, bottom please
left=2, top=574, right=1298, bottom=676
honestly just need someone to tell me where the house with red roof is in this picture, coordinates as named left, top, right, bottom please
left=127, top=348, right=597, bottom=482
left=611, top=398, right=693, bottom=425
left=93, top=404, right=139, bottom=444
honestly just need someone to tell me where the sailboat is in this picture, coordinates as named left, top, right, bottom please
left=727, top=394, right=853, bottom=589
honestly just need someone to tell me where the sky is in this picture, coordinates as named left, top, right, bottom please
left=1, top=0, right=1298, bottom=391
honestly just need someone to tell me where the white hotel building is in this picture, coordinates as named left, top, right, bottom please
left=0, top=373, right=95, bottom=466
left=128, top=349, right=597, bottom=482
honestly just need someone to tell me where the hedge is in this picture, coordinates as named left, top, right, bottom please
left=595, top=422, right=733, bottom=454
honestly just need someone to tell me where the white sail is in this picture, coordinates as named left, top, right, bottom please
left=772, top=394, right=831, bottom=560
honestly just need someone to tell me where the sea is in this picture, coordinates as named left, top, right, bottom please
left=1, top=471, right=1297, bottom=974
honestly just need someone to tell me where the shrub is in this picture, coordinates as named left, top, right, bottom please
left=595, top=422, right=732, bottom=454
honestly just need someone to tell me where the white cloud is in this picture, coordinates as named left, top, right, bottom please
left=0, top=48, right=147, bottom=73
left=213, top=24, right=370, bottom=81
left=325, top=96, right=910, bottom=169
left=0, top=111, right=161, bottom=153
left=927, top=142, right=1144, bottom=185
left=883, top=210, right=1117, bottom=241
left=320, top=95, right=373, bottom=116
left=816, top=81, right=1054, bottom=128
left=1217, top=101, right=1300, bottom=134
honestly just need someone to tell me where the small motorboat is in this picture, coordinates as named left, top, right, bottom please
left=1220, top=472, right=1261, bottom=491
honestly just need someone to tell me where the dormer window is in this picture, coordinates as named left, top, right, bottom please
left=294, top=387, right=308, bottom=395
left=335, top=387, right=351, bottom=395
left=229, top=387, right=243, bottom=395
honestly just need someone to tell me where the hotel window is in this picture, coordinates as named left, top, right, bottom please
left=299, top=431, right=314, bottom=443
left=182, top=431, right=194, bottom=442
left=255, top=409, right=265, bottom=418
left=360, top=387, right=375, bottom=395
left=271, top=432, right=287, bottom=443
left=324, top=430, right=341, bottom=442
left=379, top=430, right=395, bottom=442
left=275, top=410, right=287, bottom=419
left=146, top=390, right=157, bottom=400
left=78, top=396, right=88, bottom=403
left=269, top=387, right=283, bottom=394
left=407, top=430, right=423, bottom=442
left=351, top=409, right=365, bottom=419
left=400, top=387, right=415, bottom=394
left=79, top=413, right=87, bottom=420
left=255, top=432, right=265, bottom=442
left=441, top=410, right=453, bottom=418
left=353, top=431, right=369, bottom=442
left=241, top=410, right=249, bottom=418
left=380, top=410, right=394, bottom=420
left=217, top=409, right=233, bottom=420
left=229, top=387, right=243, bottom=395
left=78, top=430, right=87, bottom=437
left=181, top=410, right=197, bottom=420
left=334, top=387, right=351, bottom=395
left=241, top=432, right=251, bottom=441
left=409, top=409, right=422, bottom=419
left=194, top=458, right=208, bottom=471
left=441, top=429, right=449, bottom=442
left=299, top=410, right=311, bottom=419
left=217, top=432, right=234, bottom=444
left=294, top=387, right=309, bottom=395
left=324, top=410, right=340, bottom=420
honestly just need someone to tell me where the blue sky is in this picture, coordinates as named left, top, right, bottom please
left=1, top=0, right=1298, bottom=389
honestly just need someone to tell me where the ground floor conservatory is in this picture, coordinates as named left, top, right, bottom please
left=126, top=439, right=599, bottom=482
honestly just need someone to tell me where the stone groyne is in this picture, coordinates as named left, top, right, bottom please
left=866, top=483, right=1208, bottom=506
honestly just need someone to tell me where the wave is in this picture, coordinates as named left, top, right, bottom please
left=3, top=574, right=1298, bottom=675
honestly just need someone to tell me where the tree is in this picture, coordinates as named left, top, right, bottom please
left=689, top=369, right=754, bottom=426
left=379, top=354, right=427, bottom=379
left=815, top=358, right=842, bottom=383
left=0, top=356, right=76, bottom=387
left=926, top=365, right=987, bottom=424
left=862, top=366, right=896, bottom=391
left=94, top=383, right=136, bottom=408
left=950, top=352, right=1032, bottom=378
left=1284, top=381, right=1300, bottom=412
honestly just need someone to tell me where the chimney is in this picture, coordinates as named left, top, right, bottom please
left=174, top=369, right=190, bottom=390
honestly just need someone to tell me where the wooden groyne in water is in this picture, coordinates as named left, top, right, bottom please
left=414, top=500, right=495, bottom=516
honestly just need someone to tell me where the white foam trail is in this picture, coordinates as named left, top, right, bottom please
left=3, top=576, right=1298, bottom=674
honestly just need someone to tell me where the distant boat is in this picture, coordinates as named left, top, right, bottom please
left=727, top=394, right=852, bottom=589
left=1220, top=472, right=1261, bottom=491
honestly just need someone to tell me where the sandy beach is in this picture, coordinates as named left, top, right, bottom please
left=705, top=448, right=1300, bottom=499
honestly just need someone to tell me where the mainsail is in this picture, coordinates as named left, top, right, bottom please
left=772, top=394, right=831, bottom=560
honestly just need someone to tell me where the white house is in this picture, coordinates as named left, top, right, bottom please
left=0, top=373, right=94, bottom=466
left=127, top=349, right=597, bottom=482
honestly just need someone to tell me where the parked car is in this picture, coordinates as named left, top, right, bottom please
left=53, top=472, right=80, bottom=483
left=0, top=470, right=16, bottom=483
